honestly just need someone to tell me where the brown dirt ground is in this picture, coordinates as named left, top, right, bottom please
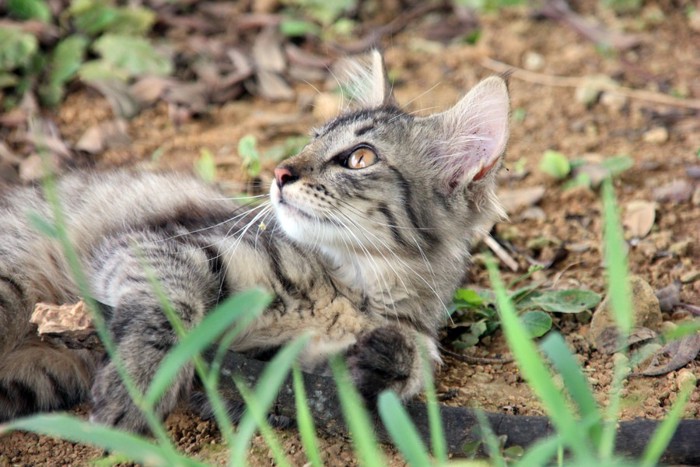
left=1, top=3, right=699, bottom=466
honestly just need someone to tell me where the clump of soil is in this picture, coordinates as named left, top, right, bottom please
left=1, top=2, right=699, bottom=465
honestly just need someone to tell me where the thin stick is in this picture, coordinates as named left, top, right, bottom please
left=483, top=234, right=519, bottom=272
left=482, top=58, right=700, bottom=111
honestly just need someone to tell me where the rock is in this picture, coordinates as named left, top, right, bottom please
left=680, top=270, right=700, bottom=284
left=643, top=127, right=669, bottom=143
left=589, top=275, right=662, bottom=350
left=669, top=239, right=693, bottom=257
left=653, top=180, right=693, bottom=203
left=523, top=51, right=545, bottom=71
left=692, top=187, right=700, bottom=206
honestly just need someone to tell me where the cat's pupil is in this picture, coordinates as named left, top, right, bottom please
left=347, top=147, right=376, bottom=169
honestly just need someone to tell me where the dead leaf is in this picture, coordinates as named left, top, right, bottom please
left=164, top=81, right=209, bottom=114
left=256, top=69, right=294, bottom=101
left=653, top=180, right=693, bottom=203
left=76, top=120, right=130, bottom=154
left=19, top=153, right=60, bottom=182
left=89, top=79, right=141, bottom=118
left=253, top=27, right=286, bottom=73
left=31, top=301, right=92, bottom=335
left=623, top=200, right=656, bottom=239
left=0, top=141, right=21, bottom=164
left=641, top=333, right=700, bottom=376
left=686, top=165, right=700, bottom=180
left=130, top=76, right=172, bottom=104
left=498, top=186, right=546, bottom=214
left=594, top=326, right=658, bottom=354
left=26, top=118, right=71, bottom=159
left=655, top=282, right=682, bottom=313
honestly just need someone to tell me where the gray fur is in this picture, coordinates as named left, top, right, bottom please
left=0, top=52, right=508, bottom=431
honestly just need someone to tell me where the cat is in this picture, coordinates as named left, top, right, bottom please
left=0, top=51, right=509, bottom=433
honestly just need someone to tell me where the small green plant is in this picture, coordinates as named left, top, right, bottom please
left=539, top=149, right=571, bottom=180
left=0, top=0, right=170, bottom=109
left=539, top=149, right=633, bottom=190
left=450, top=266, right=601, bottom=348
left=238, top=134, right=262, bottom=179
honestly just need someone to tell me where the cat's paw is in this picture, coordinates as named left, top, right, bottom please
left=90, top=362, right=149, bottom=433
left=346, top=325, right=416, bottom=404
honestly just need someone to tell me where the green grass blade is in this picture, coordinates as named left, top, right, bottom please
left=230, top=334, right=311, bottom=464
left=640, top=373, right=697, bottom=467
left=292, top=366, right=323, bottom=467
left=515, top=435, right=563, bottom=467
left=144, top=289, right=271, bottom=406
left=330, top=357, right=385, bottom=467
left=485, top=256, right=587, bottom=458
left=540, top=333, right=602, bottom=445
left=419, top=342, right=447, bottom=463
left=377, top=391, right=431, bottom=466
left=474, top=409, right=506, bottom=467
left=599, top=180, right=635, bottom=459
left=234, top=379, right=292, bottom=467
left=3, top=414, right=204, bottom=467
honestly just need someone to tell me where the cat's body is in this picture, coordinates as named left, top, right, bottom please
left=0, top=52, right=509, bottom=432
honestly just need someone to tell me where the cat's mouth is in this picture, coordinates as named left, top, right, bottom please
left=270, top=184, right=316, bottom=221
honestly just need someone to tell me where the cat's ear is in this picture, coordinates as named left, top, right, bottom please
left=432, top=76, right=509, bottom=193
left=335, top=50, right=395, bottom=108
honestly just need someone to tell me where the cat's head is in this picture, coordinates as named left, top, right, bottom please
left=270, top=51, right=508, bottom=261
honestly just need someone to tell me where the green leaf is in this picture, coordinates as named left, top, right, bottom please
left=78, top=59, right=129, bottom=82
left=0, top=27, right=39, bottom=71
left=238, top=134, right=261, bottom=178
left=194, top=148, right=217, bottom=182
left=280, top=18, right=321, bottom=37
left=49, top=36, right=89, bottom=85
left=70, top=2, right=120, bottom=35
left=91, top=34, right=172, bottom=78
left=105, top=7, right=156, bottom=35
left=8, top=0, right=52, bottom=22
left=523, top=289, right=602, bottom=314
left=0, top=72, right=19, bottom=89
left=3, top=414, right=201, bottom=466
left=601, top=154, right=633, bottom=177
left=378, top=391, right=432, bottom=466
left=520, top=310, right=552, bottom=338
left=539, top=150, right=571, bottom=180
left=454, top=288, right=485, bottom=307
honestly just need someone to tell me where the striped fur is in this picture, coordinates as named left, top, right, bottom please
left=0, top=53, right=509, bottom=432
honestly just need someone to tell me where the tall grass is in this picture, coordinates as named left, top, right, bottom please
left=0, top=173, right=695, bottom=466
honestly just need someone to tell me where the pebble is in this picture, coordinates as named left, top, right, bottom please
left=643, top=127, right=669, bottom=144
left=669, top=239, right=693, bottom=257
left=653, top=180, right=693, bottom=203
left=680, top=270, right=700, bottom=284
left=692, top=187, right=700, bottom=206
left=677, top=369, right=697, bottom=390
left=523, top=51, right=545, bottom=71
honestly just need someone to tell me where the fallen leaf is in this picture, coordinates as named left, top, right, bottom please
left=252, top=27, right=286, bottom=73
left=256, top=69, right=294, bottom=101
left=641, top=333, right=700, bottom=376
left=498, top=186, right=546, bottom=214
left=655, top=282, right=681, bottom=312
left=686, top=165, right=700, bottom=179
left=89, top=79, right=141, bottom=118
left=129, top=76, right=172, bottom=104
left=76, top=120, right=130, bottom=154
left=595, top=326, right=658, bottom=354
left=653, top=180, right=693, bottom=203
left=623, top=200, right=656, bottom=239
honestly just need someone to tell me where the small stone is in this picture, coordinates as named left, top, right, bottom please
left=653, top=180, right=693, bottom=203
left=589, top=275, right=662, bottom=349
left=677, top=369, right=697, bottom=390
left=600, top=92, right=628, bottom=112
left=669, top=239, right=693, bottom=257
left=692, top=187, right=700, bottom=206
left=680, top=270, right=700, bottom=284
left=523, top=51, right=545, bottom=71
left=643, top=127, right=669, bottom=144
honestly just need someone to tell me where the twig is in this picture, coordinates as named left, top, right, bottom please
left=482, top=58, right=700, bottom=111
left=483, top=235, right=519, bottom=272
left=442, top=347, right=513, bottom=364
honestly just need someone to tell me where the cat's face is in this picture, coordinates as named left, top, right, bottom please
left=270, top=52, right=508, bottom=260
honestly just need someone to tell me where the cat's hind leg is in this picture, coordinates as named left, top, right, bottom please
left=87, top=231, right=222, bottom=433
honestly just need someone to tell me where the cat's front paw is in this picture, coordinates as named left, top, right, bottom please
left=90, top=362, right=149, bottom=433
left=346, top=325, right=417, bottom=404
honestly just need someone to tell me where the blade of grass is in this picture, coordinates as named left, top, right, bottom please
left=377, top=391, right=431, bottom=466
left=515, top=435, right=563, bottom=467
left=485, top=256, right=589, bottom=460
left=292, top=366, right=323, bottom=467
left=599, top=179, right=634, bottom=459
left=234, top=379, right=292, bottom=467
left=3, top=414, right=204, bottom=467
left=144, top=289, right=271, bottom=406
left=640, top=373, right=697, bottom=466
left=329, top=357, right=385, bottom=467
left=540, top=333, right=602, bottom=446
left=418, top=341, right=446, bottom=463
left=36, top=158, right=178, bottom=457
left=474, top=409, right=506, bottom=467
left=230, top=334, right=311, bottom=464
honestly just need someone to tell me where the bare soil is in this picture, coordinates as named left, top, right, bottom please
left=1, top=2, right=699, bottom=465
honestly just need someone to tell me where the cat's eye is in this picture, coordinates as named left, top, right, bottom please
left=345, top=147, right=377, bottom=169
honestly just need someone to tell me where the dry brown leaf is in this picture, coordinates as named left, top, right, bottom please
left=498, top=186, right=546, bottom=214
left=655, top=282, right=682, bottom=313
left=653, top=180, right=693, bottom=203
left=76, top=120, right=130, bottom=154
left=256, top=69, right=294, bottom=101
left=31, top=301, right=93, bottom=335
left=253, top=27, right=286, bottom=73
left=89, top=79, right=141, bottom=119
left=623, top=200, right=656, bottom=239
left=595, top=326, right=658, bottom=354
left=130, top=76, right=172, bottom=104
left=641, top=333, right=700, bottom=376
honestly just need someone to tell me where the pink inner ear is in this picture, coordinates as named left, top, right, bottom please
left=472, top=158, right=499, bottom=181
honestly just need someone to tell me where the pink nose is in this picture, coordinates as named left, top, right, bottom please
left=274, top=166, right=295, bottom=187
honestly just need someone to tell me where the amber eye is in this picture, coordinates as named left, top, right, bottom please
left=345, top=147, right=377, bottom=169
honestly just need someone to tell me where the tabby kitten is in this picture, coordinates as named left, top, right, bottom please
left=0, top=52, right=508, bottom=432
